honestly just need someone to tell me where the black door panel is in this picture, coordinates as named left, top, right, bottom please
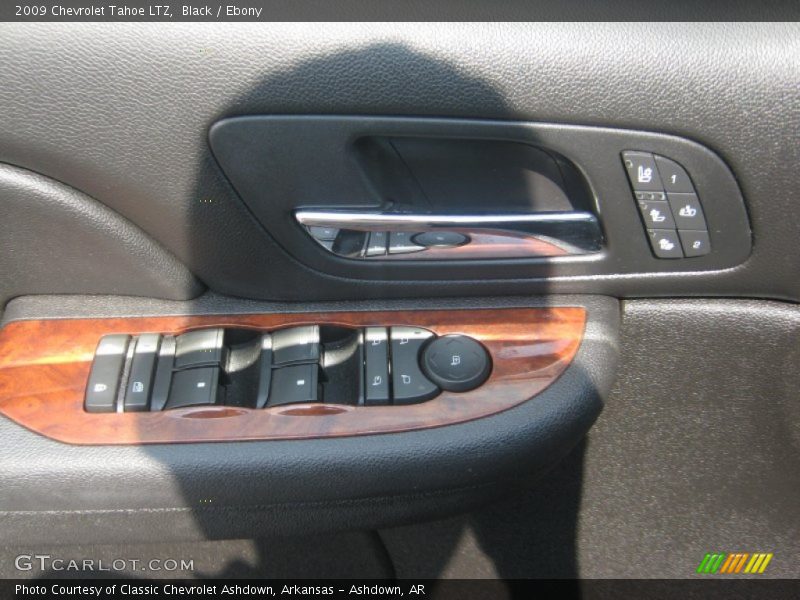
left=0, top=21, right=797, bottom=584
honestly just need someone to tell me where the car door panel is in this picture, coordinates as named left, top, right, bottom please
left=0, top=21, right=797, bottom=582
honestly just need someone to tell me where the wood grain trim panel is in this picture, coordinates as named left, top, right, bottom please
left=0, top=307, right=585, bottom=445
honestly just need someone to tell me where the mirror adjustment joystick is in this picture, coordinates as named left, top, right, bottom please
left=420, top=335, right=491, bottom=393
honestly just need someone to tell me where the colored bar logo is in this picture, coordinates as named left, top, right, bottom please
left=696, top=552, right=773, bottom=574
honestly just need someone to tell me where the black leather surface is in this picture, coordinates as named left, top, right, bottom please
left=0, top=294, right=618, bottom=545
left=0, top=164, right=202, bottom=306
left=0, top=24, right=798, bottom=301
left=382, top=298, right=800, bottom=578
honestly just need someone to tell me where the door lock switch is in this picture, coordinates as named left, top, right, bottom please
left=85, top=334, right=130, bottom=413
left=390, top=327, right=439, bottom=405
left=124, top=333, right=161, bottom=412
left=150, top=335, right=176, bottom=412
left=364, top=327, right=390, bottom=405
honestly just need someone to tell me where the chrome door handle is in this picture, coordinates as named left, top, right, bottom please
left=295, top=210, right=603, bottom=259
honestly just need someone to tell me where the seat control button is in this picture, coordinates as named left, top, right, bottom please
left=364, top=327, right=390, bottom=406
left=174, top=329, right=224, bottom=370
left=637, top=199, right=676, bottom=229
left=124, top=334, right=161, bottom=412
left=668, top=192, right=708, bottom=230
left=269, top=364, right=319, bottom=406
left=622, top=151, right=663, bottom=191
left=85, top=335, right=130, bottom=413
left=679, top=230, right=712, bottom=257
left=421, top=335, right=492, bottom=393
left=655, top=155, right=695, bottom=193
left=412, top=231, right=469, bottom=248
left=165, top=367, right=220, bottom=410
left=647, top=229, right=684, bottom=259
left=390, top=327, right=439, bottom=405
left=272, top=325, right=320, bottom=366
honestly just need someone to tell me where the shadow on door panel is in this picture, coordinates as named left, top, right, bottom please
left=168, top=42, right=588, bottom=580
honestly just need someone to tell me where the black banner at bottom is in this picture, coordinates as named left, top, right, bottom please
left=2, top=579, right=799, bottom=600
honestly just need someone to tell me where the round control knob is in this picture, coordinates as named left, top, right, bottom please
left=412, top=231, right=469, bottom=248
left=420, top=335, right=491, bottom=392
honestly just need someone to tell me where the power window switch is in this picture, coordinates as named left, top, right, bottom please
left=272, top=325, right=320, bottom=366
left=124, top=333, right=161, bottom=412
left=364, top=327, right=390, bottom=406
left=165, top=367, right=220, bottom=410
left=174, top=329, right=224, bottom=369
left=85, top=334, right=130, bottom=413
left=679, top=230, right=711, bottom=257
left=269, top=364, right=319, bottom=406
left=647, top=229, right=684, bottom=259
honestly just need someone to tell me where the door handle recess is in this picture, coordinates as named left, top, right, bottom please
left=295, top=210, right=603, bottom=259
